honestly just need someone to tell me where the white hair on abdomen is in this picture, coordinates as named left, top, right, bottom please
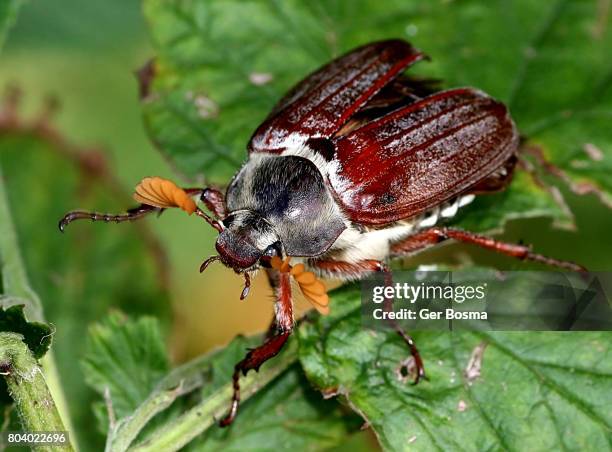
left=320, top=194, right=476, bottom=265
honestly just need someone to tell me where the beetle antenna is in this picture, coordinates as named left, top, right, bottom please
left=199, top=255, right=220, bottom=273
left=195, top=208, right=224, bottom=232
left=240, top=272, right=251, bottom=300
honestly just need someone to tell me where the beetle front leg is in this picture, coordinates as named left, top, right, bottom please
left=199, top=187, right=227, bottom=219
left=59, top=183, right=227, bottom=232
left=309, top=258, right=426, bottom=384
left=219, top=268, right=293, bottom=427
left=180, top=187, right=226, bottom=229
left=391, top=227, right=586, bottom=272
left=58, top=204, right=161, bottom=232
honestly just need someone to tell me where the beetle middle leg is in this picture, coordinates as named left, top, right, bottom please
left=390, top=227, right=586, bottom=272
left=219, top=267, right=293, bottom=427
left=309, top=258, right=427, bottom=384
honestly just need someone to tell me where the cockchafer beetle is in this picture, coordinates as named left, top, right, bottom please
left=60, top=39, right=585, bottom=426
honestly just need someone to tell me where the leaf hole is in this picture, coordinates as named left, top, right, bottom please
left=396, top=356, right=416, bottom=383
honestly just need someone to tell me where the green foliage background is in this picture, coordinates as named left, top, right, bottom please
left=0, top=0, right=611, bottom=451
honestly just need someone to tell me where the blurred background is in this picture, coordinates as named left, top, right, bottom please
left=0, top=0, right=274, bottom=447
left=1, top=0, right=611, bottom=449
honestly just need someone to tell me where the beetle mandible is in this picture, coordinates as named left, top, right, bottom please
left=59, top=39, right=585, bottom=426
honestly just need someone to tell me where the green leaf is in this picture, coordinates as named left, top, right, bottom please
left=0, top=304, right=51, bottom=359
left=452, top=171, right=568, bottom=233
left=0, top=164, right=44, bottom=324
left=139, top=2, right=612, bottom=450
left=0, top=166, right=51, bottom=360
left=0, top=303, right=53, bottom=435
left=142, top=0, right=611, bottom=229
left=299, top=285, right=612, bottom=451
left=150, top=336, right=362, bottom=452
left=82, top=312, right=170, bottom=431
left=190, top=337, right=362, bottom=452
left=194, top=365, right=361, bottom=452
left=86, top=316, right=361, bottom=451
left=0, top=164, right=76, bottom=445
left=83, top=313, right=204, bottom=451
left=0, top=0, right=24, bottom=51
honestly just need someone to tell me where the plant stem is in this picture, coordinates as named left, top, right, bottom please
left=0, top=332, right=74, bottom=451
left=0, top=168, right=76, bottom=447
left=106, top=382, right=188, bottom=452
left=105, top=339, right=226, bottom=451
left=130, top=339, right=298, bottom=452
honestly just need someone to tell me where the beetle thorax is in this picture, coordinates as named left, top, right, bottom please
left=225, top=154, right=346, bottom=258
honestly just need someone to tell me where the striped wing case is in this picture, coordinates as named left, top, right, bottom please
left=248, top=40, right=424, bottom=153
left=328, top=88, right=518, bottom=224
left=248, top=39, right=518, bottom=225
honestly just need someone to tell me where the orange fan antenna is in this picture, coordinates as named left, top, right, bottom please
left=133, top=177, right=197, bottom=214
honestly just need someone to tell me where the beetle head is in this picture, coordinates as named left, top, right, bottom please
left=215, top=209, right=281, bottom=272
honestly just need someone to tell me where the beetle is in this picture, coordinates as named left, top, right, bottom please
left=59, top=39, right=585, bottom=426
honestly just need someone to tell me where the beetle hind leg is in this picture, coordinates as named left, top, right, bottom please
left=391, top=227, right=586, bottom=272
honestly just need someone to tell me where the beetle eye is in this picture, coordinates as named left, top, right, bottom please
left=263, top=242, right=282, bottom=257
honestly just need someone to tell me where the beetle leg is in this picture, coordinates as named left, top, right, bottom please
left=391, top=227, right=586, bottom=272
left=199, top=187, right=227, bottom=219
left=377, top=261, right=427, bottom=384
left=264, top=316, right=279, bottom=341
left=158, top=186, right=225, bottom=218
left=219, top=268, right=293, bottom=427
left=58, top=204, right=161, bottom=232
left=59, top=185, right=226, bottom=231
left=308, top=258, right=426, bottom=384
